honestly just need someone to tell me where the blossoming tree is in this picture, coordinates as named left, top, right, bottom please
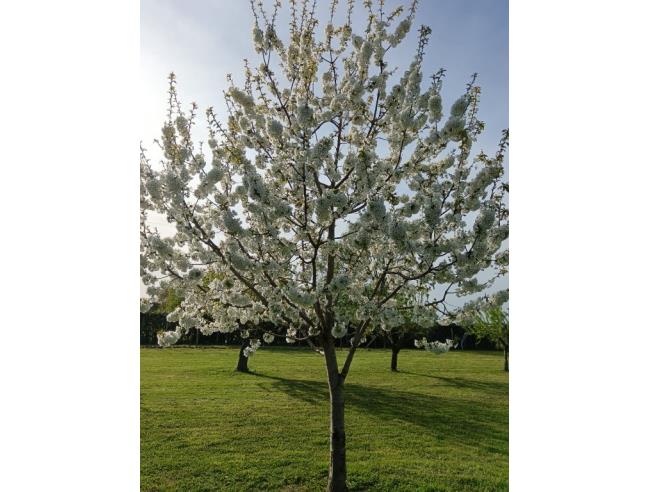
left=140, top=1, right=508, bottom=489
left=370, top=284, right=439, bottom=371
left=465, top=300, right=509, bottom=371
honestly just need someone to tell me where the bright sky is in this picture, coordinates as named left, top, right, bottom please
left=140, top=0, right=509, bottom=305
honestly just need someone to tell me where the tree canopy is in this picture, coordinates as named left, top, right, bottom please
left=140, top=1, right=508, bottom=353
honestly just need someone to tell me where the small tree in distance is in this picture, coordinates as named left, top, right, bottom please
left=380, top=286, right=436, bottom=371
left=142, top=272, right=275, bottom=372
left=469, top=304, right=509, bottom=371
left=140, top=1, right=508, bottom=489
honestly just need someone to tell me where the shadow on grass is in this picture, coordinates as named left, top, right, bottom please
left=250, top=372, right=507, bottom=452
left=455, top=350, right=504, bottom=357
left=398, top=372, right=508, bottom=394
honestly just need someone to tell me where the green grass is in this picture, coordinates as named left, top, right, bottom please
left=141, top=347, right=508, bottom=491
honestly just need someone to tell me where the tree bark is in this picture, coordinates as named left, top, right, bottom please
left=322, top=335, right=348, bottom=492
left=390, top=334, right=402, bottom=372
left=236, top=340, right=249, bottom=373
left=504, top=345, right=509, bottom=372
left=327, top=379, right=347, bottom=492
left=391, top=346, right=400, bottom=372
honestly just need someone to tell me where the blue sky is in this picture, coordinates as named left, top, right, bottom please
left=140, top=0, right=509, bottom=303
left=141, top=0, right=507, bottom=154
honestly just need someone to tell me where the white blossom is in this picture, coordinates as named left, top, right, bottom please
left=229, top=88, right=254, bottom=110
left=442, top=117, right=465, bottom=140
left=223, top=210, right=244, bottom=236
left=450, top=95, right=470, bottom=118
left=253, top=26, right=264, bottom=52
left=243, top=338, right=262, bottom=357
left=157, top=328, right=183, bottom=348
left=140, top=299, right=152, bottom=313
left=390, top=19, right=411, bottom=45
left=166, top=308, right=181, bottom=323
left=415, top=338, right=456, bottom=354
left=286, top=287, right=316, bottom=307
left=331, top=323, right=347, bottom=339
left=266, top=119, right=283, bottom=140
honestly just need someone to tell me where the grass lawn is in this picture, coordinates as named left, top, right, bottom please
left=141, top=347, right=508, bottom=491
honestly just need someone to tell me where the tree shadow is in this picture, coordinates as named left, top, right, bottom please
left=457, top=350, right=504, bottom=357
left=250, top=372, right=507, bottom=452
left=398, top=372, right=508, bottom=394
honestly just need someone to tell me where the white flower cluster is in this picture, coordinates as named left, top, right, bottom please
left=266, top=119, right=283, bottom=141
left=390, top=19, right=411, bottom=46
left=286, top=327, right=298, bottom=344
left=243, top=338, right=262, bottom=358
left=414, top=338, right=456, bottom=354
left=379, top=308, right=405, bottom=330
left=229, top=88, right=254, bottom=110
left=331, top=323, right=347, bottom=339
left=286, top=287, right=316, bottom=308
left=157, top=328, right=183, bottom=348
left=140, top=299, right=152, bottom=313
left=223, top=210, right=244, bottom=236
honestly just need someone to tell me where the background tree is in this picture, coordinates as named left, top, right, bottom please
left=140, top=1, right=508, bottom=489
left=234, top=324, right=269, bottom=372
left=142, top=273, right=274, bottom=371
left=380, top=285, right=435, bottom=372
left=386, top=323, right=412, bottom=372
left=155, top=285, right=183, bottom=314
left=469, top=304, right=509, bottom=371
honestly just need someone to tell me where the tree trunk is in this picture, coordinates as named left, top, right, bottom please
left=391, top=346, right=400, bottom=372
left=503, top=345, right=509, bottom=372
left=322, top=335, right=348, bottom=492
left=236, top=340, right=249, bottom=373
left=327, top=380, right=347, bottom=492
left=390, top=334, right=402, bottom=372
